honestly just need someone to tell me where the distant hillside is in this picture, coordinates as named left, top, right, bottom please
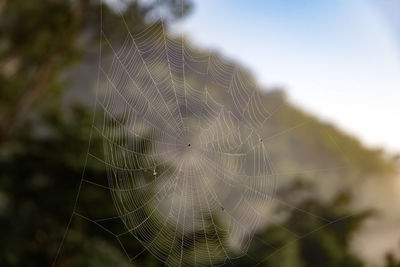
left=65, top=26, right=394, bottom=192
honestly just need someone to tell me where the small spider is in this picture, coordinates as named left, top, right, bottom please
left=259, top=137, right=263, bottom=143
left=220, top=206, right=225, bottom=211
left=187, top=143, right=191, bottom=147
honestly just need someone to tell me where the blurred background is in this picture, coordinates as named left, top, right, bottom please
left=0, top=0, right=399, bottom=266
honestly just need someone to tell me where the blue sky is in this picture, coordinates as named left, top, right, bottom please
left=172, top=0, right=400, bottom=153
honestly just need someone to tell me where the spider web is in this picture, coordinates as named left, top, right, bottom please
left=54, top=2, right=360, bottom=266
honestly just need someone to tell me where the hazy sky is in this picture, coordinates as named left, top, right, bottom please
left=172, top=0, right=400, bottom=153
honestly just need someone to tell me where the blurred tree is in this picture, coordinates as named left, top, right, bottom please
left=0, top=0, right=191, bottom=145
left=385, top=244, right=400, bottom=267
left=223, top=180, right=371, bottom=267
left=0, top=0, right=191, bottom=266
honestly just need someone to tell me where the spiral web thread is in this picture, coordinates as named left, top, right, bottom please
left=54, top=2, right=359, bottom=267
left=97, top=15, right=276, bottom=265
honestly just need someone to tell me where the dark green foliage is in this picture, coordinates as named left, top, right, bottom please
left=385, top=244, right=400, bottom=267
left=0, top=1, right=191, bottom=266
left=222, top=182, right=370, bottom=267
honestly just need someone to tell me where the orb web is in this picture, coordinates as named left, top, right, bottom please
left=54, top=1, right=362, bottom=266
left=97, top=12, right=276, bottom=265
